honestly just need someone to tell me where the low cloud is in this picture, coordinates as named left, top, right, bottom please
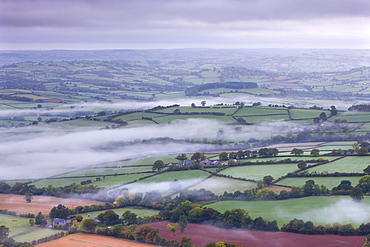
left=301, top=198, right=370, bottom=225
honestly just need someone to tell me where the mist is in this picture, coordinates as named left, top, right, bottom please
left=300, top=198, right=370, bottom=226
left=115, top=178, right=204, bottom=194
left=0, top=115, right=306, bottom=180
left=0, top=95, right=359, bottom=120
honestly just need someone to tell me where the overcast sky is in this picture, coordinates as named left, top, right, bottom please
left=0, top=0, right=369, bottom=50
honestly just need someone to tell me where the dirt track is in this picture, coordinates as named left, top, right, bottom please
left=0, top=194, right=104, bottom=215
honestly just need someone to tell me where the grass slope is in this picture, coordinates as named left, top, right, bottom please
left=206, top=196, right=370, bottom=227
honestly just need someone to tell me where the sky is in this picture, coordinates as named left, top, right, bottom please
left=0, top=0, right=369, bottom=50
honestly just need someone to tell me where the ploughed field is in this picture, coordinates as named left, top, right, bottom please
left=147, top=222, right=366, bottom=247
left=36, top=233, right=155, bottom=247
left=0, top=194, right=104, bottom=215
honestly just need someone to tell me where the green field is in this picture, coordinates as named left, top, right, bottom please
left=0, top=214, right=66, bottom=241
left=188, top=176, right=256, bottom=195
left=153, top=106, right=238, bottom=115
left=113, top=112, right=164, bottom=122
left=127, top=170, right=210, bottom=184
left=219, top=164, right=299, bottom=181
left=242, top=114, right=290, bottom=123
left=119, top=170, right=211, bottom=194
left=32, top=173, right=150, bottom=188
left=206, top=196, right=370, bottom=227
left=14, top=228, right=67, bottom=242
left=153, top=114, right=237, bottom=124
left=233, top=107, right=288, bottom=117
left=276, top=176, right=362, bottom=189
left=307, top=156, right=369, bottom=173
left=289, top=109, right=331, bottom=119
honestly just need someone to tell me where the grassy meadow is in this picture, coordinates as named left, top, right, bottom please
left=206, top=196, right=370, bottom=227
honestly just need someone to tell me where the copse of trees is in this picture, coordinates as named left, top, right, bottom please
left=348, top=104, right=370, bottom=112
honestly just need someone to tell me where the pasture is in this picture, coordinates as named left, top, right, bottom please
left=188, top=176, right=256, bottom=195
left=31, top=173, right=150, bottom=188
left=307, top=156, right=369, bottom=173
left=218, top=164, right=300, bottom=181
left=0, top=214, right=67, bottom=242
left=207, top=196, right=370, bottom=227
left=234, top=106, right=287, bottom=115
left=118, top=170, right=211, bottom=194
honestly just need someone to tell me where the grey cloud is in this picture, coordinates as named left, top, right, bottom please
left=1, top=0, right=369, bottom=29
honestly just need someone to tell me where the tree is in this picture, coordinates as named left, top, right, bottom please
left=359, top=175, right=370, bottom=193
left=235, top=150, right=244, bottom=159
left=219, top=152, right=229, bottom=161
left=173, top=109, right=181, bottom=114
left=134, top=225, right=159, bottom=243
left=35, top=212, right=45, bottom=225
left=330, top=105, right=338, bottom=116
left=244, top=150, right=251, bottom=158
left=122, top=210, right=138, bottom=225
left=81, top=218, right=98, bottom=233
left=364, top=165, right=370, bottom=175
left=201, top=101, right=206, bottom=107
left=350, top=186, right=364, bottom=202
left=191, top=152, right=206, bottom=161
left=24, top=193, right=33, bottom=203
left=319, top=112, right=327, bottom=121
left=291, top=148, right=303, bottom=156
left=236, top=117, right=246, bottom=123
left=332, top=180, right=353, bottom=192
left=229, top=152, right=237, bottom=159
left=303, top=180, right=326, bottom=196
left=310, top=149, right=320, bottom=156
left=178, top=215, right=188, bottom=233
left=49, top=204, right=70, bottom=219
left=111, top=224, right=125, bottom=237
left=166, top=223, right=178, bottom=234
left=0, top=225, right=10, bottom=241
left=97, top=209, right=119, bottom=225
left=152, top=160, right=165, bottom=172
left=358, top=147, right=368, bottom=155
left=180, top=237, right=192, bottom=247
left=352, top=142, right=360, bottom=152
left=263, top=175, right=274, bottom=186
left=188, top=207, right=204, bottom=223
left=297, top=161, right=307, bottom=170
left=175, top=154, right=188, bottom=165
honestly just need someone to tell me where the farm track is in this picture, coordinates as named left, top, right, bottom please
left=11, top=228, right=38, bottom=238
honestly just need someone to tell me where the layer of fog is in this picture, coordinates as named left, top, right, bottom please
left=0, top=95, right=364, bottom=119
left=116, top=178, right=204, bottom=194
left=0, top=117, right=305, bottom=180
left=277, top=198, right=370, bottom=226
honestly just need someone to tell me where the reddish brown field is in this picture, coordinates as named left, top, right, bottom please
left=147, top=222, right=366, bottom=247
left=0, top=194, right=104, bottom=215
left=36, top=234, right=156, bottom=247
left=265, top=185, right=292, bottom=193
